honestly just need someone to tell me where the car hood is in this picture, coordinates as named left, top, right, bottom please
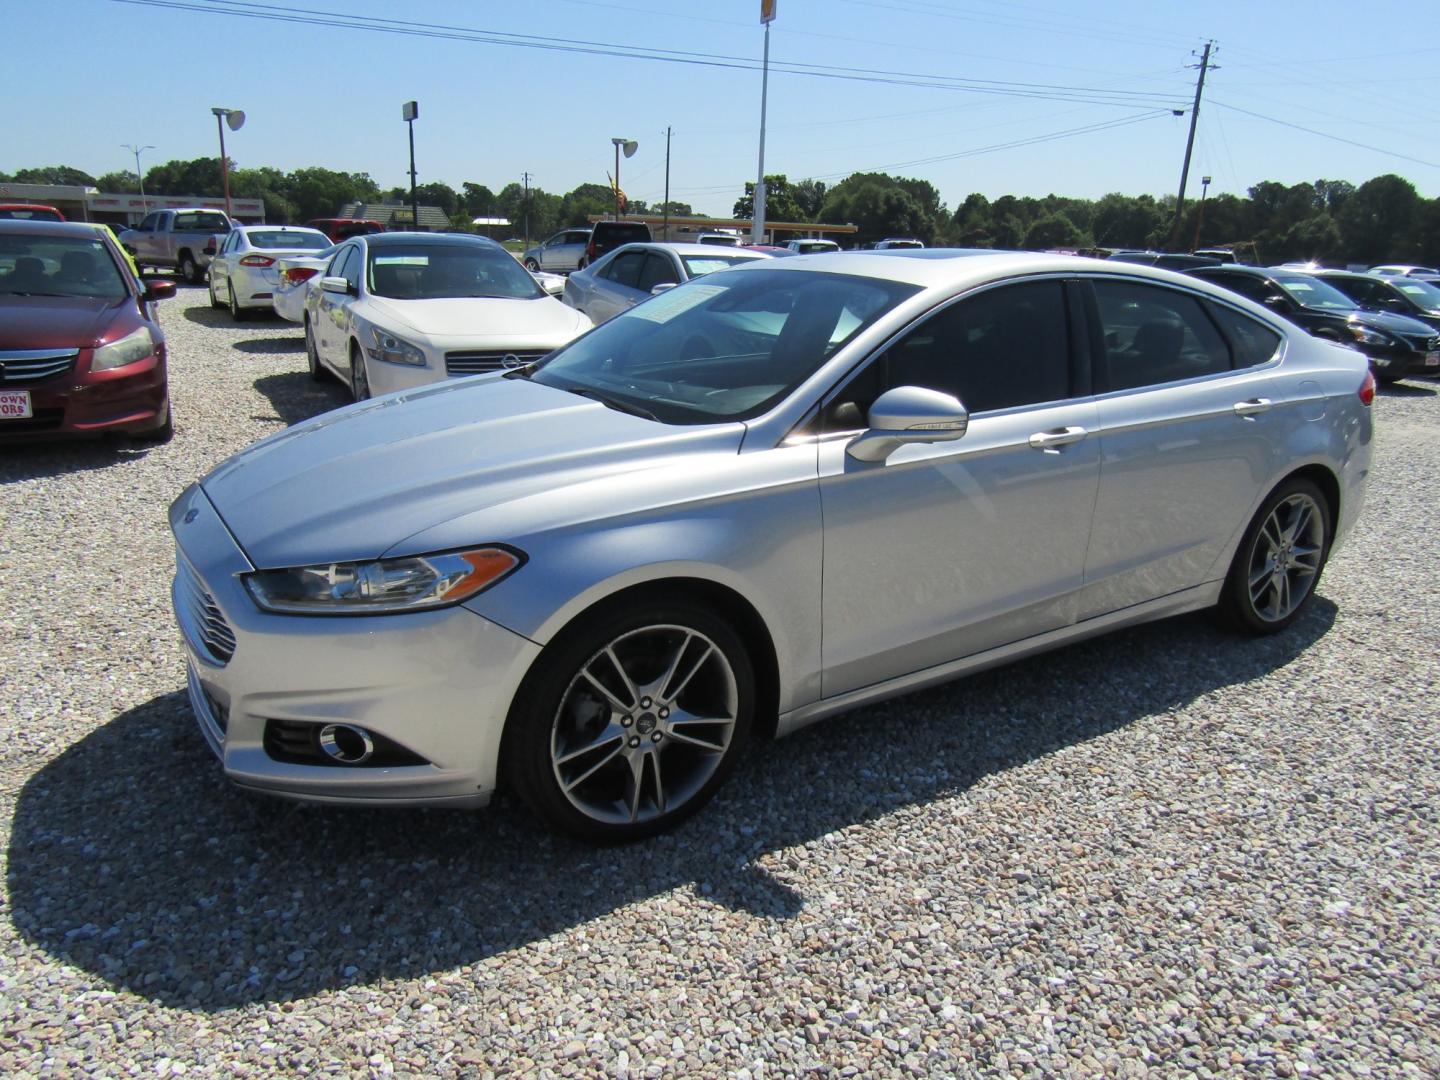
left=0, top=295, right=136, bottom=349
left=200, top=376, right=745, bottom=569
left=1344, top=308, right=1438, bottom=338
left=363, top=294, right=589, bottom=341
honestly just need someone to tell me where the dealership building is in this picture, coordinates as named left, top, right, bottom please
left=0, top=182, right=264, bottom=224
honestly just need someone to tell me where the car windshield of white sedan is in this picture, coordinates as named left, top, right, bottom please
left=680, top=254, right=763, bottom=277
left=247, top=230, right=332, bottom=251
left=531, top=268, right=920, bottom=423
left=368, top=245, right=544, bottom=300
left=1273, top=273, right=1356, bottom=311
left=0, top=236, right=127, bottom=299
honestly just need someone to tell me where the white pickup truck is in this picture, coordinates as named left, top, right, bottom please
left=119, top=208, right=234, bottom=283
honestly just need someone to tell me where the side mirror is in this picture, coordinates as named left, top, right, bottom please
left=651, top=282, right=677, bottom=295
left=846, top=385, right=969, bottom=463
left=143, top=279, right=177, bottom=302
left=320, top=276, right=353, bottom=295
left=1263, top=294, right=1289, bottom=310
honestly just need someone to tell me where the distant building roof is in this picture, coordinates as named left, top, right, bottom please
left=339, top=201, right=451, bottom=230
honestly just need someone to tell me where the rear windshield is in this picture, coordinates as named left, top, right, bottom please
left=0, top=234, right=127, bottom=299
left=596, top=224, right=651, bottom=243
left=247, top=229, right=332, bottom=251
left=681, top=253, right=764, bottom=277
left=368, top=243, right=543, bottom=300
left=794, top=241, right=839, bottom=253
left=0, top=207, right=63, bottom=222
left=173, top=211, right=231, bottom=232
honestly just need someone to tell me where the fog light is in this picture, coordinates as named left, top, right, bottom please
left=318, top=724, right=375, bottom=765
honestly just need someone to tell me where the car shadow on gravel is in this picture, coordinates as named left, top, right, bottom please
left=252, top=371, right=349, bottom=425
left=1378, top=380, right=1437, bottom=397
left=6, top=601, right=1336, bottom=1011
left=232, top=336, right=305, bottom=355
left=0, top=440, right=163, bottom=484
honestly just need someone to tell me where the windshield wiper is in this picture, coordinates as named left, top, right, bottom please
left=501, top=361, right=537, bottom=379
left=568, top=386, right=658, bottom=421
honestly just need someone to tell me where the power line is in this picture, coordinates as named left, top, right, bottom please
left=1210, top=99, right=1440, bottom=170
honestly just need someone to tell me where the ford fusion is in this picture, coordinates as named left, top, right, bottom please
left=171, top=252, right=1373, bottom=841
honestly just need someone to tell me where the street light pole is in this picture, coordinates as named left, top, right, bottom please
left=122, top=143, right=154, bottom=212
left=1193, top=175, right=1212, bottom=252
left=402, top=101, right=419, bottom=231
left=751, top=14, right=772, bottom=245
left=210, top=107, right=244, bottom=219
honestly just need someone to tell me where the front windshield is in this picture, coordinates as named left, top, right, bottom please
left=680, top=253, right=763, bottom=277
left=0, top=235, right=127, bottom=298
left=367, top=243, right=544, bottom=300
left=1394, top=279, right=1440, bottom=313
left=248, top=229, right=332, bottom=251
left=1273, top=273, right=1356, bottom=311
left=531, top=267, right=920, bottom=424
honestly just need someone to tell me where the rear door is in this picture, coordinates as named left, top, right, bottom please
left=587, top=249, right=648, bottom=323
left=1078, top=276, right=1286, bottom=617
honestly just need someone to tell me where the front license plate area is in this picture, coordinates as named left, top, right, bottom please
left=1425, top=349, right=1439, bottom=367
left=0, top=390, right=32, bottom=419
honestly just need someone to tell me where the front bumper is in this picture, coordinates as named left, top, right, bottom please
left=170, top=484, right=542, bottom=807
left=0, top=347, right=169, bottom=441
left=1355, top=337, right=1438, bottom=378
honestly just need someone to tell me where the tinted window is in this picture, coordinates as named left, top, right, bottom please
left=138, top=213, right=159, bottom=231
left=247, top=229, right=332, bottom=251
left=1093, top=279, right=1231, bottom=391
left=637, top=253, right=678, bottom=292
left=533, top=268, right=918, bottom=424
left=173, top=211, right=231, bottom=232
left=367, top=242, right=542, bottom=300
left=0, top=235, right=128, bottom=299
left=1197, top=271, right=1275, bottom=305
left=603, top=250, right=647, bottom=289
left=1208, top=303, right=1283, bottom=368
left=329, top=246, right=356, bottom=286
left=822, top=280, right=1071, bottom=426
left=341, top=247, right=363, bottom=292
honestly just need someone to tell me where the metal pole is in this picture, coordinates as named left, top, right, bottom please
left=216, top=113, right=232, bottom=219
left=751, top=22, right=770, bottom=245
left=1192, top=177, right=1211, bottom=252
left=522, top=172, right=531, bottom=250
left=663, top=126, right=671, bottom=242
left=614, top=141, right=621, bottom=221
left=408, top=119, right=418, bottom=230
left=1168, top=41, right=1212, bottom=250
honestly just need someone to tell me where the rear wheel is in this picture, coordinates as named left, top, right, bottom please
left=229, top=287, right=247, bottom=322
left=349, top=344, right=370, bottom=401
left=179, top=252, right=202, bottom=285
left=506, top=601, right=755, bottom=842
left=305, top=319, right=325, bottom=382
left=208, top=275, right=223, bottom=309
left=524, top=258, right=540, bottom=272
left=1217, top=477, right=1332, bottom=634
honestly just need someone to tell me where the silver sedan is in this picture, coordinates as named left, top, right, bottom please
left=562, top=242, right=770, bottom=325
left=208, top=225, right=332, bottom=321
left=171, top=252, right=1373, bottom=842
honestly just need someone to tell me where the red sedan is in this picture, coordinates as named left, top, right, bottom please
left=0, top=219, right=176, bottom=442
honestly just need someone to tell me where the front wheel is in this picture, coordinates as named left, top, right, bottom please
left=349, top=345, right=370, bottom=401
left=506, top=602, right=755, bottom=842
left=1217, top=477, right=1332, bottom=634
left=524, top=257, right=540, bottom=271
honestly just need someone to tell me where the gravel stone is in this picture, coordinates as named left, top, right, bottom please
left=0, top=285, right=1437, bottom=1075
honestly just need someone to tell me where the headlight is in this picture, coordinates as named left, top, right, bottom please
left=1348, top=325, right=1394, bottom=346
left=367, top=326, right=427, bottom=367
left=244, top=546, right=522, bottom=615
left=92, top=327, right=156, bottom=371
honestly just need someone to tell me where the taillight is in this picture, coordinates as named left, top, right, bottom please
left=283, top=266, right=319, bottom=286
left=586, top=239, right=596, bottom=261
left=1358, top=370, right=1376, bottom=406
left=239, top=254, right=276, bottom=267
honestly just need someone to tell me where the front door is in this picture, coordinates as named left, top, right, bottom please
left=817, top=279, right=1101, bottom=698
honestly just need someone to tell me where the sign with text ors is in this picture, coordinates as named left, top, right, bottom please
left=760, top=0, right=775, bottom=24
left=401, top=101, right=419, bottom=122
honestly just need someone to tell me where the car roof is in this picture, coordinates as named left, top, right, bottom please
left=363, top=231, right=504, bottom=250
left=0, top=219, right=107, bottom=239
left=618, top=242, right=769, bottom=257
left=237, top=224, right=327, bottom=234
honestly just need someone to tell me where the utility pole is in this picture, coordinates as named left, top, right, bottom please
left=1168, top=40, right=1216, bottom=250
left=402, top=101, right=419, bottom=230
left=521, top=171, right=533, bottom=250
left=751, top=5, right=774, bottom=245
left=663, top=126, right=672, bottom=242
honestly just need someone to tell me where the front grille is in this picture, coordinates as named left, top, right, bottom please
left=445, top=350, right=548, bottom=376
left=0, top=348, right=78, bottom=384
left=177, top=557, right=237, bottom=665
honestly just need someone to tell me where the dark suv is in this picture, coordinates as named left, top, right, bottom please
left=1309, top=270, right=1440, bottom=336
left=1187, top=264, right=1439, bottom=382
left=585, top=221, right=651, bottom=267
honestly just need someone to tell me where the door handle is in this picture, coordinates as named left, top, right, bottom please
left=1233, top=397, right=1272, bottom=418
left=1028, top=426, right=1088, bottom=452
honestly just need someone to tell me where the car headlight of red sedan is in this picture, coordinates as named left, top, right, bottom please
left=92, top=327, right=156, bottom=371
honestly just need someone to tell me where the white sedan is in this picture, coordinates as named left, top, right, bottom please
left=303, top=232, right=593, bottom=400
left=208, top=225, right=333, bottom=321
left=561, top=242, right=769, bottom=326
left=271, top=244, right=338, bottom=323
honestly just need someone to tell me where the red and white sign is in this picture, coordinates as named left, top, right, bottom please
left=0, top=390, right=33, bottom=419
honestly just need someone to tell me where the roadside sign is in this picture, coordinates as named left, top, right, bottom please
left=761, top=0, right=775, bottom=24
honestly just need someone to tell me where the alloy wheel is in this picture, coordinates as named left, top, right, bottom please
left=549, top=624, right=739, bottom=827
left=1246, top=492, right=1325, bottom=623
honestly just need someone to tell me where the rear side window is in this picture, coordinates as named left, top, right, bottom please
left=1208, top=303, right=1283, bottom=368
left=601, top=250, right=647, bottom=289
left=1092, top=279, right=1231, bottom=392
left=637, top=253, right=678, bottom=292
left=174, top=211, right=231, bottom=232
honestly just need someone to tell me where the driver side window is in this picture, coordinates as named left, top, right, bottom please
left=818, top=280, right=1073, bottom=432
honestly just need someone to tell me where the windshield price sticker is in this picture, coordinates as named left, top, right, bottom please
left=628, top=283, right=726, bottom=324
left=0, top=390, right=33, bottom=419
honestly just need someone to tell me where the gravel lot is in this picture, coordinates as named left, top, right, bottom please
left=1, top=283, right=1437, bottom=1077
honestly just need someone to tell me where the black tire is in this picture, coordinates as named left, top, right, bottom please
left=208, top=276, right=223, bottom=310
left=134, top=402, right=174, bottom=444
left=179, top=252, right=202, bottom=285
left=349, top=344, right=370, bottom=401
left=305, top=319, right=325, bottom=382
left=523, top=258, right=540, bottom=272
left=1216, top=477, right=1332, bottom=635
left=229, top=286, right=248, bottom=323
left=505, top=600, right=755, bottom=842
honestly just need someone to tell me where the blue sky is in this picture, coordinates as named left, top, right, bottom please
left=8, top=0, right=1440, bottom=217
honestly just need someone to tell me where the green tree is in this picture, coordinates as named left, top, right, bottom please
left=231, top=166, right=295, bottom=222
left=285, top=167, right=381, bottom=221
left=733, top=175, right=805, bottom=222
left=1023, top=212, right=1084, bottom=250
left=11, top=165, right=96, bottom=187
left=413, top=181, right=458, bottom=217
left=95, top=170, right=139, bottom=194
left=1279, top=215, right=1343, bottom=263
left=561, top=182, right=618, bottom=226
left=793, top=179, right=827, bottom=220
left=145, top=157, right=225, bottom=196
left=1090, top=193, right=1162, bottom=249
left=461, top=182, right=495, bottom=217
left=1338, top=174, right=1421, bottom=265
